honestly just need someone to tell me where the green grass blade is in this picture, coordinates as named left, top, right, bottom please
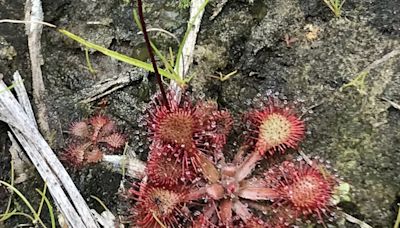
left=90, top=195, right=110, bottom=212
left=58, top=29, right=184, bottom=84
left=0, top=181, right=46, bottom=228
left=3, top=160, right=15, bottom=219
left=36, top=188, right=56, bottom=228
left=1, top=211, right=35, bottom=222
left=132, top=10, right=177, bottom=76
left=85, top=48, right=96, bottom=74
left=0, top=80, right=23, bottom=94
left=35, top=183, right=47, bottom=220
left=0, top=209, right=17, bottom=221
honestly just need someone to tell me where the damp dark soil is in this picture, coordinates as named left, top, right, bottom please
left=0, top=0, right=399, bottom=227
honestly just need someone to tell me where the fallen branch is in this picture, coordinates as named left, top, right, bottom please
left=0, top=73, right=99, bottom=228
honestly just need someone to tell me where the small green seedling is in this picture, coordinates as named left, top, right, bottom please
left=331, top=182, right=351, bottom=205
left=395, top=204, right=400, bottom=228
left=179, top=0, right=191, bottom=9
left=323, top=0, right=345, bottom=17
left=341, top=71, right=369, bottom=95
left=208, top=70, right=238, bottom=82
left=85, top=48, right=96, bottom=75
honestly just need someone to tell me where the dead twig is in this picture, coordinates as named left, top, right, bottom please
left=0, top=19, right=56, bottom=28
left=381, top=97, right=400, bottom=111
left=78, top=70, right=144, bottom=104
left=341, top=211, right=373, bottom=228
left=209, top=0, right=229, bottom=20
left=24, top=0, right=51, bottom=139
left=360, top=48, right=400, bottom=74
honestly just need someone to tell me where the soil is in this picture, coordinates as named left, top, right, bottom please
left=0, top=0, right=399, bottom=227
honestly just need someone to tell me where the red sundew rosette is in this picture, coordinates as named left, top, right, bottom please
left=146, top=91, right=198, bottom=145
left=145, top=91, right=232, bottom=183
left=235, top=99, right=305, bottom=182
left=263, top=160, right=337, bottom=222
left=194, top=100, right=233, bottom=158
left=88, top=115, right=126, bottom=149
left=61, top=115, right=126, bottom=167
left=244, top=99, right=305, bottom=156
left=129, top=183, right=190, bottom=228
left=146, top=143, right=197, bottom=186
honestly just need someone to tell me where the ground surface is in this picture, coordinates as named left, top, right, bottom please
left=0, top=0, right=399, bottom=227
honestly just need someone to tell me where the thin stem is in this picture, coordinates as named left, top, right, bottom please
left=135, top=0, right=169, bottom=109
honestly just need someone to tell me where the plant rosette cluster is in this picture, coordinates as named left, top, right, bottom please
left=61, top=115, right=126, bottom=167
left=129, top=91, right=340, bottom=228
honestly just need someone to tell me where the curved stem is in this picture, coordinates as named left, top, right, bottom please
left=135, top=0, right=169, bottom=109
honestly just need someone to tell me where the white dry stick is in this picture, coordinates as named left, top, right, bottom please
left=24, top=0, right=51, bottom=137
left=170, top=0, right=208, bottom=101
left=78, top=71, right=144, bottom=104
left=13, top=71, right=37, bottom=127
left=209, top=0, right=229, bottom=20
left=102, top=154, right=146, bottom=179
left=382, top=97, right=400, bottom=110
left=359, top=47, right=400, bottom=74
left=8, top=133, right=30, bottom=184
left=342, top=211, right=373, bottom=228
left=0, top=77, right=99, bottom=228
left=8, top=71, right=33, bottom=184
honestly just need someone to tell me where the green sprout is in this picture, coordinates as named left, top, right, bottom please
left=323, top=0, right=345, bottom=17
left=208, top=70, right=238, bottom=82
left=340, top=71, right=368, bottom=95
left=90, top=195, right=111, bottom=212
left=179, top=0, right=191, bottom=9
left=85, top=48, right=96, bottom=75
